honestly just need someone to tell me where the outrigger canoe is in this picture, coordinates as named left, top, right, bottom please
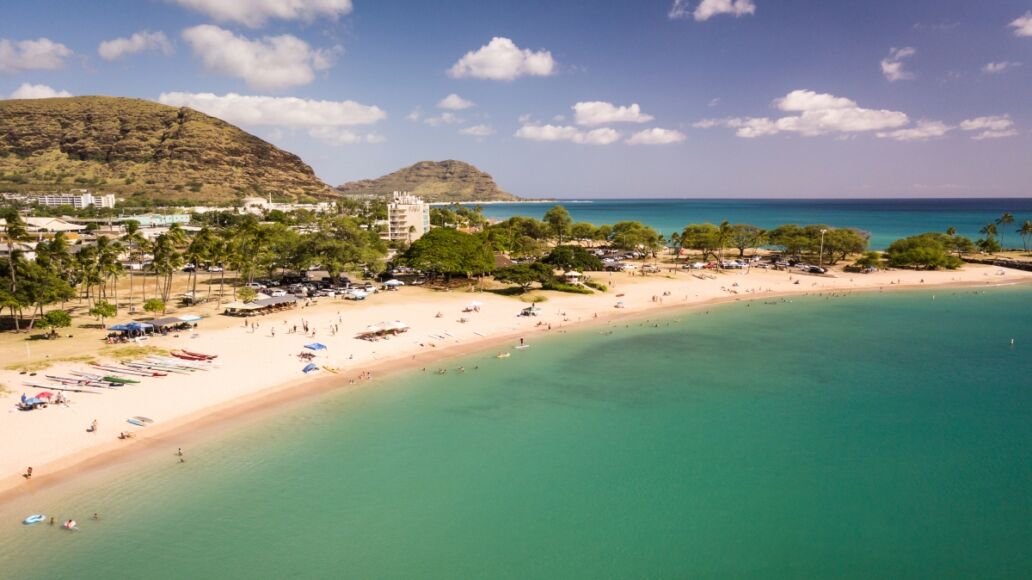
left=181, top=349, right=217, bottom=360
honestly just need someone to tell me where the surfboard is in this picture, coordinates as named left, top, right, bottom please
left=127, top=418, right=145, bottom=427
left=23, top=514, right=45, bottom=525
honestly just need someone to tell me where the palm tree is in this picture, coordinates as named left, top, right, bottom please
left=2, top=210, right=28, bottom=298
left=184, top=228, right=213, bottom=305
left=996, top=212, right=1014, bottom=250
left=716, top=220, right=732, bottom=268
left=945, top=226, right=957, bottom=237
left=1019, top=220, right=1032, bottom=254
left=121, top=220, right=147, bottom=314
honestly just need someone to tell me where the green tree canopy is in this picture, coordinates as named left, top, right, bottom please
left=543, top=205, right=573, bottom=243
left=402, top=228, right=494, bottom=279
left=884, top=233, right=963, bottom=270
left=493, top=262, right=555, bottom=292
left=542, top=245, right=604, bottom=271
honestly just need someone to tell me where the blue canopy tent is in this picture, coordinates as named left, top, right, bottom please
left=302, top=363, right=319, bottom=374
left=108, top=322, right=154, bottom=332
left=304, top=343, right=327, bottom=351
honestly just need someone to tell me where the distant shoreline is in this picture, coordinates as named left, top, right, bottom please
left=429, top=199, right=557, bottom=206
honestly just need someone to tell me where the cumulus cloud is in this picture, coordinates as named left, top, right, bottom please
left=405, top=108, right=422, bottom=122
left=0, top=37, right=72, bottom=73
left=460, top=124, right=495, bottom=137
left=877, top=119, right=952, bottom=141
left=99, top=31, right=173, bottom=60
left=515, top=124, right=620, bottom=145
left=308, top=126, right=384, bottom=146
left=626, top=128, right=686, bottom=145
left=669, top=0, right=756, bottom=21
left=573, top=101, right=654, bottom=126
left=694, top=89, right=909, bottom=138
left=1010, top=12, right=1032, bottom=37
left=881, top=47, right=916, bottom=81
left=168, top=0, right=353, bottom=28
left=157, top=92, right=385, bottom=128
left=959, top=115, right=1018, bottom=140
left=6, top=83, right=72, bottom=99
left=982, top=61, right=1021, bottom=74
left=182, top=25, right=340, bottom=90
left=423, top=112, right=463, bottom=127
left=438, top=93, right=474, bottom=110
left=448, top=37, right=556, bottom=81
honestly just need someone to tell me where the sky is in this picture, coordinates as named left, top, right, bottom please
left=1, top=0, right=1031, bottom=199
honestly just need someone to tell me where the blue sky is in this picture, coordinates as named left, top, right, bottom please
left=1, top=0, right=1030, bottom=198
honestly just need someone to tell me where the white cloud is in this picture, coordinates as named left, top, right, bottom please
left=6, top=83, right=72, bottom=99
left=438, top=93, right=474, bottom=110
left=959, top=115, right=1018, bottom=140
left=877, top=119, right=952, bottom=141
left=424, top=112, right=463, bottom=127
left=157, top=92, right=385, bottom=128
left=694, top=89, right=909, bottom=138
left=168, top=0, right=353, bottom=28
left=1010, top=11, right=1032, bottom=37
left=99, top=31, right=173, bottom=60
left=573, top=101, right=654, bottom=126
left=515, top=124, right=620, bottom=145
left=881, top=46, right=916, bottom=81
left=0, top=37, right=72, bottom=73
left=308, top=126, right=384, bottom=146
left=518, top=113, right=533, bottom=124
left=669, top=0, right=756, bottom=21
left=405, top=108, right=422, bottom=122
left=460, top=124, right=495, bottom=137
left=626, top=128, right=687, bottom=145
left=181, top=25, right=340, bottom=91
left=982, top=61, right=1021, bottom=74
left=448, top=37, right=556, bottom=81
left=708, top=97, right=721, bottom=107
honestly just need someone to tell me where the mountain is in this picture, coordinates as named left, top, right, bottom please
left=337, top=160, right=519, bottom=202
left=0, top=96, right=332, bottom=204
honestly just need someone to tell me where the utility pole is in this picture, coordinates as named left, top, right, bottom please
left=818, top=229, right=828, bottom=269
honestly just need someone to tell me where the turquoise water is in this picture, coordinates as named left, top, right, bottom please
left=2, top=287, right=1032, bottom=578
left=472, top=198, right=1032, bottom=249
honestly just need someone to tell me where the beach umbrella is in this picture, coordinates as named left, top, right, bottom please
left=384, top=279, right=404, bottom=287
left=302, top=363, right=319, bottom=374
left=304, top=343, right=327, bottom=351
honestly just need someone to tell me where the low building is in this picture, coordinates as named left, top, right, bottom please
left=29, top=191, right=116, bottom=209
left=123, top=213, right=192, bottom=228
left=384, top=191, right=430, bottom=242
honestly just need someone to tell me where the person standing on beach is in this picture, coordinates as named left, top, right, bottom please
left=24, top=466, right=32, bottom=479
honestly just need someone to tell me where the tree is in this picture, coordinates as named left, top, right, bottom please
left=884, top=233, right=963, bottom=270
left=40, top=310, right=72, bottom=335
left=715, top=220, right=733, bottom=265
left=143, top=298, right=165, bottom=315
left=945, top=235, right=975, bottom=257
left=121, top=220, right=147, bottom=313
left=680, top=224, right=721, bottom=261
left=543, top=205, right=573, bottom=244
left=729, top=224, right=765, bottom=257
left=570, top=222, right=597, bottom=245
left=493, top=262, right=555, bottom=292
left=821, top=228, right=869, bottom=265
left=89, top=300, right=117, bottom=327
left=977, top=236, right=1002, bottom=254
left=1, top=210, right=28, bottom=329
left=1019, top=220, right=1032, bottom=253
left=853, top=251, right=883, bottom=270
left=542, top=245, right=604, bottom=271
left=401, top=228, right=494, bottom=280
left=237, top=287, right=257, bottom=303
left=996, top=212, right=1014, bottom=250
left=610, top=221, right=663, bottom=256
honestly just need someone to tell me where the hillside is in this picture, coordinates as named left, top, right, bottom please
left=0, top=96, right=332, bottom=204
left=337, top=160, right=519, bottom=202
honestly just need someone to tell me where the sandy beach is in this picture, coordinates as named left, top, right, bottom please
left=2, top=263, right=1029, bottom=502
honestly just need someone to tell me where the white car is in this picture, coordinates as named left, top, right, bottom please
left=245, top=282, right=265, bottom=290
left=269, top=289, right=287, bottom=297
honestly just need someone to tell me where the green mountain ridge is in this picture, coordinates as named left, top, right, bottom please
left=0, top=96, right=333, bottom=203
left=337, top=160, right=519, bottom=202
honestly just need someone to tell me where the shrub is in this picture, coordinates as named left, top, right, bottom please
left=884, top=234, right=963, bottom=270
left=583, top=279, right=608, bottom=292
left=541, top=280, right=593, bottom=294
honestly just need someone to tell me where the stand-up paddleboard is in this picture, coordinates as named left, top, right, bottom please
left=127, top=418, right=145, bottom=427
left=133, top=416, right=153, bottom=423
left=23, top=514, right=45, bottom=525
left=515, top=344, right=530, bottom=350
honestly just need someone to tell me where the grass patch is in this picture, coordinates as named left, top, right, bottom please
left=4, top=354, right=97, bottom=372
left=100, top=345, right=169, bottom=359
left=583, top=280, right=608, bottom=292
left=541, top=281, right=594, bottom=294
left=519, top=293, right=548, bottom=303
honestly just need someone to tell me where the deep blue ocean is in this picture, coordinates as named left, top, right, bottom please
left=471, top=198, right=1032, bottom=249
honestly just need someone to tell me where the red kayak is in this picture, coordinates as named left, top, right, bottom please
left=180, top=349, right=217, bottom=360
left=171, top=351, right=208, bottom=361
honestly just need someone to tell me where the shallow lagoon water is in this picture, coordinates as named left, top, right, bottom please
left=2, top=286, right=1031, bottom=578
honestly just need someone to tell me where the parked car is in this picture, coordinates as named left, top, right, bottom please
left=269, top=289, right=287, bottom=297
left=207, top=265, right=223, bottom=273
left=344, top=289, right=368, bottom=300
left=245, top=282, right=265, bottom=290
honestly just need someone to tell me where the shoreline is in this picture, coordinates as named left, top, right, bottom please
left=2, top=266, right=1030, bottom=507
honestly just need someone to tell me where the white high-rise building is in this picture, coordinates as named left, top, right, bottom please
left=385, top=191, right=431, bottom=242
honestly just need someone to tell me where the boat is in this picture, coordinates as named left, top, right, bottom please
left=122, top=362, right=191, bottom=375
left=90, top=363, right=163, bottom=377
left=181, top=349, right=217, bottom=360
left=45, top=375, right=120, bottom=389
left=103, top=375, right=140, bottom=384
left=495, top=352, right=511, bottom=358
left=126, top=418, right=146, bottom=427
left=171, top=351, right=208, bottom=361
left=132, top=416, right=154, bottom=423
left=23, top=514, right=46, bottom=525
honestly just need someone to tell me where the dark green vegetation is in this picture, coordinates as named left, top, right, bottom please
left=884, top=233, right=965, bottom=270
left=0, top=96, right=332, bottom=203
left=338, top=160, right=519, bottom=202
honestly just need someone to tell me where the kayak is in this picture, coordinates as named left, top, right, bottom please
left=23, top=514, right=46, bottom=525
left=495, top=353, right=511, bottom=358
left=126, top=418, right=145, bottom=427
left=132, top=416, right=154, bottom=423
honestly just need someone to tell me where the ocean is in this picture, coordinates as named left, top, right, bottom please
left=2, top=286, right=1031, bottom=578
left=469, top=198, right=1032, bottom=249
